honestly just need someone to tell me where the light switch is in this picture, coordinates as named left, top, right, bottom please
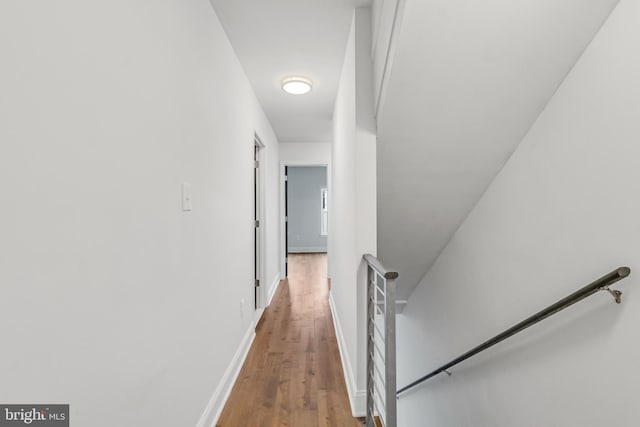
left=182, top=182, right=193, bottom=211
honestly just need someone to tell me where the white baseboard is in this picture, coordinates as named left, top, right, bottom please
left=266, top=273, right=281, bottom=307
left=195, top=322, right=256, bottom=427
left=288, top=246, right=327, bottom=253
left=328, top=293, right=366, bottom=417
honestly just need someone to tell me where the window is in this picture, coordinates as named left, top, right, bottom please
left=320, top=188, right=328, bottom=236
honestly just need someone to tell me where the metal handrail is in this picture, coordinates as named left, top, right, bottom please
left=397, top=266, right=631, bottom=396
left=365, top=254, right=398, bottom=427
left=364, top=254, right=399, bottom=280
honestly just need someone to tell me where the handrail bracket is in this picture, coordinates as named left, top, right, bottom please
left=600, top=286, right=623, bottom=304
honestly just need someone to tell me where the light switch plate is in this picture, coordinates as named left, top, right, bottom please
left=182, top=182, right=193, bottom=211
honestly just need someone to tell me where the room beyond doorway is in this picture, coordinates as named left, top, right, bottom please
left=284, top=165, right=328, bottom=276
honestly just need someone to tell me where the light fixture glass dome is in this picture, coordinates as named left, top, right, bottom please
left=281, top=76, right=313, bottom=95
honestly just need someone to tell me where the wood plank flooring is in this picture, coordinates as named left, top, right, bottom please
left=217, top=253, right=362, bottom=427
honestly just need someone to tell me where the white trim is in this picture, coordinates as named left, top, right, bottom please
left=328, top=292, right=366, bottom=417
left=253, top=132, right=265, bottom=149
left=195, top=323, right=256, bottom=427
left=266, top=273, right=281, bottom=307
left=253, top=307, right=265, bottom=325
left=371, top=0, right=384, bottom=58
left=254, top=136, right=266, bottom=310
left=254, top=274, right=281, bottom=328
left=374, top=0, right=407, bottom=120
left=288, top=246, right=328, bottom=253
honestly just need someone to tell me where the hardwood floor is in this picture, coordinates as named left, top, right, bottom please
left=217, top=253, right=362, bottom=427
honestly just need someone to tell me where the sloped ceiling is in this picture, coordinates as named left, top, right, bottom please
left=376, top=0, right=620, bottom=302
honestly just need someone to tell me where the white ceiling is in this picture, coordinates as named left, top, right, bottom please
left=209, top=0, right=371, bottom=143
left=376, top=0, right=620, bottom=301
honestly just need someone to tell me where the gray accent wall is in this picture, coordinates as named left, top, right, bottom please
left=287, top=166, right=327, bottom=253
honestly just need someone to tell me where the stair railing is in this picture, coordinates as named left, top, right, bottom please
left=397, top=266, right=631, bottom=396
left=364, top=254, right=398, bottom=427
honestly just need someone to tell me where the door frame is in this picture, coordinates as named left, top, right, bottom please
left=280, top=161, right=330, bottom=279
left=254, top=135, right=266, bottom=316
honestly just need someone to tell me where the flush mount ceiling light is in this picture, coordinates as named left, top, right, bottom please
left=281, top=76, right=313, bottom=95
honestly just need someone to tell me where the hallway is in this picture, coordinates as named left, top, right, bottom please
left=217, top=254, right=361, bottom=426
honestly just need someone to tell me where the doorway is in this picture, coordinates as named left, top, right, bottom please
left=284, top=165, right=328, bottom=276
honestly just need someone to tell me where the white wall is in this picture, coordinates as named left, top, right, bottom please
left=287, top=166, right=328, bottom=253
left=329, top=7, right=377, bottom=417
left=0, top=1, right=279, bottom=426
left=279, top=142, right=331, bottom=164
left=397, top=0, right=640, bottom=425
